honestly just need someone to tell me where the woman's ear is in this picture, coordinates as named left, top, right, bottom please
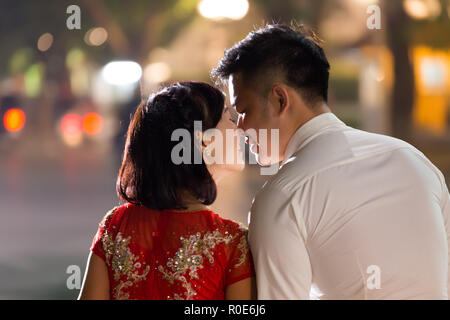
left=271, top=84, right=290, bottom=115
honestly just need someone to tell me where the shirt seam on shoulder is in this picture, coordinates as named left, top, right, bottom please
left=272, top=145, right=415, bottom=193
left=407, top=149, right=449, bottom=210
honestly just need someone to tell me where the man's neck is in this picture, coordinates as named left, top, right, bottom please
left=280, top=102, right=331, bottom=162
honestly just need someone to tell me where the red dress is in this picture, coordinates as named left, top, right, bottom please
left=90, top=203, right=255, bottom=300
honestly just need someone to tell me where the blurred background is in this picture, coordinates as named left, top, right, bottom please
left=0, top=0, right=449, bottom=299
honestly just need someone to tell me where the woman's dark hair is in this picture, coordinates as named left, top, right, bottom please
left=212, top=23, right=330, bottom=105
left=117, top=81, right=224, bottom=210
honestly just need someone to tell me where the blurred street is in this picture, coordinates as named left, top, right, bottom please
left=0, top=137, right=118, bottom=299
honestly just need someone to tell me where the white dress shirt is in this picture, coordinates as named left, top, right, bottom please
left=248, top=112, right=450, bottom=299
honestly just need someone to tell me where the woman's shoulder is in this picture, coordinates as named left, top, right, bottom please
left=207, top=211, right=248, bottom=238
left=207, top=212, right=253, bottom=272
left=98, top=202, right=136, bottom=230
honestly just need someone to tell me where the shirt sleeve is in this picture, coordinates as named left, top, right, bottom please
left=248, top=182, right=312, bottom=300
left=90, top=207, right=117, bottom=261
left=224, top=224, right=255, bottom=287
left=442, top=182, right=450, bottom=299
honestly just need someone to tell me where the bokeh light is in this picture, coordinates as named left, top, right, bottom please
left=101, top=61, right=142, bottom=85
left=24, top=63, right=44, bottom=97
left=84, top=27, right=108, bottom=46
left=3, top=108, right=26, bottom=132
left=82, top=112, right=104, bottom=135
left=37, top=33, right=54, bottom=52
left=61, top=113, right=83, bottom=147
left=403, top=0, right=442, bottom=20
left=198, top=0, right=249, bottom=20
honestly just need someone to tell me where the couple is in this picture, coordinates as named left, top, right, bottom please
left=79, top=24, right=450, bottom=300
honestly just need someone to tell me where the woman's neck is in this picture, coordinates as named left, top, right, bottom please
left=174, top=191, right=211, bottom=212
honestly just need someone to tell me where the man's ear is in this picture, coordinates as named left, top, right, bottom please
left=271, top=84, right=290, bottom=115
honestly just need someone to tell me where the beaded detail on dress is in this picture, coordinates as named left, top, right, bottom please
left=99, top=207, right=150, bottom=299
left=157, top=229, right=235, bottom=300
left=91, top=205, right=254, bottom=300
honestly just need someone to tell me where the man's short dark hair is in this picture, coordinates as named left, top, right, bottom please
left=117, top=82, right=224, bottom=210
left=212, top=23, right=330, bottom=105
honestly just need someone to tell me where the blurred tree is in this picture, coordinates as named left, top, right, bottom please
left=382, top=0, right=450, bottom=141
left=0, top=0, right=198, bottom=140
left=255, top=0, right=340, bottom=30
left=382, top=0, right=416, bottom=142
left=0, top=0, right=199, bottom=74
left=409, top=0, right=450, bottom=49
left=79, top=0, right=199, bottom=63
left=0, top=0, right=82, bottom=137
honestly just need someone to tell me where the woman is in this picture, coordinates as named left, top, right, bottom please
left=78, top=82, right=255, bottom=300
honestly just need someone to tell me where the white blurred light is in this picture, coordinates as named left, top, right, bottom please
left=101, top=61, right=142, bottom=85
left=144, top=62, right=172, bottom=84
left=91, top=71, right=116, bottom=109
left=403, top=0, right=441, bottom=19
left=92, top=71, right=138, bottom=107
left=198, top=0, right=249, bottom=20
left=37, top=33, right=54, bottom=52
left=420, top=57, right=446, bottom=89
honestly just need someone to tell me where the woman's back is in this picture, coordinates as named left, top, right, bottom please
left=91, top=203, right=254, bottom=300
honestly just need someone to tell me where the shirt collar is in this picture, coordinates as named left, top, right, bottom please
left=282, top=112, right=346, bottom=165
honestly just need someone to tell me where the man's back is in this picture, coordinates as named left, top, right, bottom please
left=249, top=114, right=450, bottom=299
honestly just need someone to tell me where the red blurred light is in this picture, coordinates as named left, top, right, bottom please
left=3, top=108, right=26, bottom=132
left=61, top=113, right=82, bottom=135
left=82, top=112, right=103, bottom=135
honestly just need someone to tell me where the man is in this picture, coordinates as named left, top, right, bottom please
left=212, top=24, right=450, bottom=299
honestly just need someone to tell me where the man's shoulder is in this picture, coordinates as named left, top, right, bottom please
left=262, top=128, right=422, bottom=194
left=252, top=173, right=297, bottom=210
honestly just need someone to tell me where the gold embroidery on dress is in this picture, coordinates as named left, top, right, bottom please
left=113, top=280, right=133, bottom=300
left=100, top=206, right=118, bottom=229
left=99, top=208, right=251, bottom=300
left=101, top=227, right=150, bottom=300
left=232, top=224, right=250, bottom=268
left=158, top=229, right=236, bottom=300
left=234, top=232, right=248, bottom=268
